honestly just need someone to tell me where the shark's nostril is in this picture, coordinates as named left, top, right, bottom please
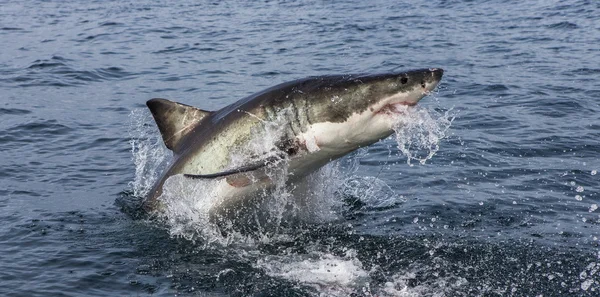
left=400, top=77, right=408, bottom=84
left=421, top=81, right=426, bottom=88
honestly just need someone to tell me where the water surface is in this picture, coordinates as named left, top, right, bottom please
left=1, top=0, right=599, bottom=296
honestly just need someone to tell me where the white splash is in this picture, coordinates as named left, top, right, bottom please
left=156, top=166, right=344, bottom=244
left=392, top=106, right=454, bottom=166
left=256, top=249, right=468, bottom=297
left=378, top=271, right=467, bottom=297
left=580, top=262, right=598, bottom=291
left=256, top=250, right=369, bottom=296
left=150, top=108, right=344, bottom=243
left=128, top=104, right=451, bottom=244
left=128, top=109, right=170, bottom=198
left=340, top=176, right=403, bottom=209
left=128, top=100, right=457, bottom=295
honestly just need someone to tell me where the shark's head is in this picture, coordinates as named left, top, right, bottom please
left=362, top=68, right=444, bottom=112
left=302, top=68, right=444, bottom=152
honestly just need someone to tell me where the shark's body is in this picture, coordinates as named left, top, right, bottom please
left=143, top=69, right=443, bottom=217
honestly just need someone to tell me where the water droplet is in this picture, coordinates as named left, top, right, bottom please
left=581, top=279, right=593, bottom=291
left=393, top=107, right=454, bottom=166
left=576, top=195, right=583, bottom=201
left=592, top=170, right=597, bottom=176
left=576, top=186, right=584, bottom=192
left=589, top=204, right=598, bottom=212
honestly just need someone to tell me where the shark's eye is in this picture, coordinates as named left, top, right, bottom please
left=400, top=77, right=408, bottom=84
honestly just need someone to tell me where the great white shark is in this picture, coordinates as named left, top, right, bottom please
left=142, top=68, right=444, bottom=218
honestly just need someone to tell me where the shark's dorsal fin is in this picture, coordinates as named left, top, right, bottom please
left=146, top=98, right=212, bottom=152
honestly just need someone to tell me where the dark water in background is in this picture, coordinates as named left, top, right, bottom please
left=1, top=0, right=600, bottom=296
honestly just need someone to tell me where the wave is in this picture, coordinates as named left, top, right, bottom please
left=547, top=21, right=579, bottom=30
left=2, top=56, right=138, bottom=87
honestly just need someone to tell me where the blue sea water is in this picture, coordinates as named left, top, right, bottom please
left=1, top=0, right=600, bottom=296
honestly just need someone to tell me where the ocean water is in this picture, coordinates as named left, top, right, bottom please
left=1, top=0, right=600, bottom=296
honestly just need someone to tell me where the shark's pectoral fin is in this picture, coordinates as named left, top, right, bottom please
left=183, top=154, right=284, bottom=187
left=147, top=98, right=212, bottom=152
left=183, top=161, right=269, bottom=179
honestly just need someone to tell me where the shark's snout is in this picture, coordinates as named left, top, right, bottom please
left=422, top=68, right=444, bottom=95
left=431, top=68, right=444, bottom=81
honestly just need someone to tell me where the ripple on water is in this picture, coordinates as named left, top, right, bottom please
left=0, top=210, right=164, bottom=296
left=0, top=0, right=599, bottom=296
left=547, top=21, right=579, bottom=30
left=2, top=56, right=138, bottom=87
left=152, top=44, right=216, bottom=54
left=0, top=27, right=25, bottom=31
left=564, top=68, right=600, bottom=76
left=99, top=21, right=125, bottom=27
left=0, top=108, right=32, bottom=115
left=0, top=120, right=73, bottom=149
